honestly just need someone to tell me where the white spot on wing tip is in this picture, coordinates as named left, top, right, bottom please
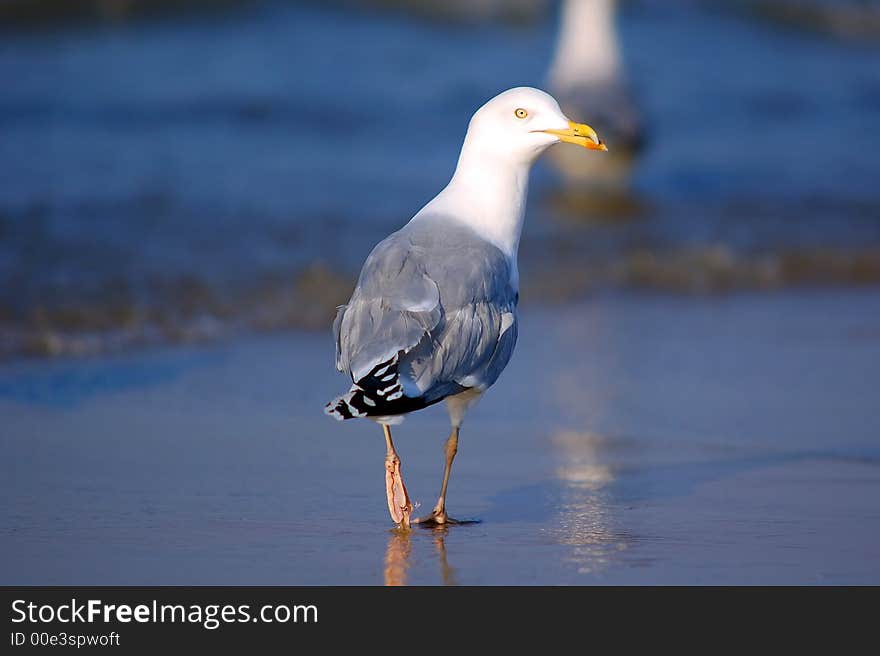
left=500, top=312, right=515, bottom=336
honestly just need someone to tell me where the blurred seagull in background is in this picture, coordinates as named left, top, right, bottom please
left=547, top=0, right=643, bottom=191
left=326, top=87, right=606, bottom=528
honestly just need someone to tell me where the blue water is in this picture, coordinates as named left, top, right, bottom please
left=1, top=1, right=879, bottom=358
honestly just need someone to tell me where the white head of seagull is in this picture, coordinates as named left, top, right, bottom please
left=416, top=87, right=606, bottom=262
left=459, top=87, right=605, bottom=164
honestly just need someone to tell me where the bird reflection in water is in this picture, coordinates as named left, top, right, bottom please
left=431, top=527, right=458, bottom=586
left=383, top=527, right=458, bottom=586
left=551, top=430, right=629, bottom=575
left=383, top=528, right=412, bottom=586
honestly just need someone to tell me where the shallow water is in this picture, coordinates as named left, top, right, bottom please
left=1, top=2, right=879, bottom=358
left=2, top=290, right=878, bottom=584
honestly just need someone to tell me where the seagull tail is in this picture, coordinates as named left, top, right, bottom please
left=325, top=352, right=434, bottom=421
left=324, top=386, right=371, bottom=421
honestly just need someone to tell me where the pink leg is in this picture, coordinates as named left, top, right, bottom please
left=383, top=424, right=412, bottom=528
left=414, top=427, right=462, bottom=526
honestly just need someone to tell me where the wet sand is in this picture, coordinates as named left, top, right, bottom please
left=2, top=289, right=879, bottom=584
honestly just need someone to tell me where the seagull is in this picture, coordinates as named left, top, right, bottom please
left=325, top=87, right=606, bottom=528
left=547, top=0, right=643, bottom=189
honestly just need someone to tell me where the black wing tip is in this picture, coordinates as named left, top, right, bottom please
left=324, top=392, right=365, bottom=420
left=325, top=353, right=432, bottom=421
left=324, top=400, right=353, bottom=420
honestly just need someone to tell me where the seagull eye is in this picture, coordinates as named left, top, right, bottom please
left=514, top=108, right=528, bottom=119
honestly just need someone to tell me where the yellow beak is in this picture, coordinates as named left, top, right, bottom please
left=542, top=121, right=608, bottom=151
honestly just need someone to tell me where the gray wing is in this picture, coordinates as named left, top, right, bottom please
left=332, top=217, right=518, bottom=416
